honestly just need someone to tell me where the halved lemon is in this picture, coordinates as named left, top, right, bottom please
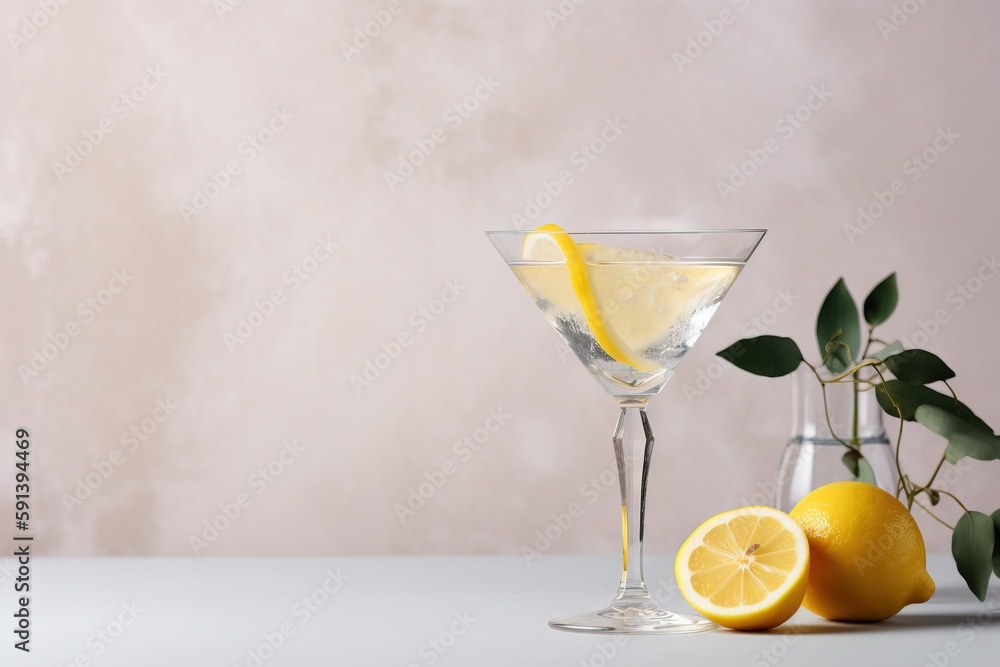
left=675, top=506, right=810, bottom=631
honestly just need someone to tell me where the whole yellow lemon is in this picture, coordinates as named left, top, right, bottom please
left=789, top=481, right=935, bottom=622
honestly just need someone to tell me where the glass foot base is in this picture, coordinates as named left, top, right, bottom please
left=549, top=600, right=717, bottom=634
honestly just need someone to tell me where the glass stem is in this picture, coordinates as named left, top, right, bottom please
left=612, top=406, right=654, bottom=603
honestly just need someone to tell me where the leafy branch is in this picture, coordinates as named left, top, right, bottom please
left=717, top=273, right=1000, bottom=601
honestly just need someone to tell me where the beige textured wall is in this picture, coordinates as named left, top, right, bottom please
left=2, top=0, right=998, bottom=557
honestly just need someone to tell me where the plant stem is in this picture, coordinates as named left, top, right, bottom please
left=925, top=452, right=948, bottom=490
left=871, top=364, right=907, bottom=502
left=851, top=326, right=875, bottom=446
left=943, top=380, right=958, bottom=402
left=803, top=360, right=852, bottom=450
left=935, top=488, right=970, bottom=513
left=921, top=380, right=958, bottom=502
left=861, top=324, right=875, bottom=359
left=914, top=500, right=955, bottom=530
left=822, top=358, right=885, bottom=383
left=821, top=383, right=852, bottom=449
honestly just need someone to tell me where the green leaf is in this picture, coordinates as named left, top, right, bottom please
left=841, top=449, right=859, bottom=476
left=716, top=336, right=803, bottom=378
left=857, top=457, right=876, bottom=485
left=863, top=273, right=898, bottom=326
left=817, top=278, right=860, bottom=373
left=952, top=511, right=995, bottom=601
left=915, top=404, right=1000, bottom=464
left=841, top=449, right=876, bottom=484
left=871, top=340, right=904, bottom=362
left=991, top=509, right=1000, bottom=578
left=883, top=349, right=956, bottom=385
left=875, top=380, right=992, bottom=433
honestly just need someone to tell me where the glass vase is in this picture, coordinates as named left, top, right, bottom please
left=774, top=366, right=899, bottom=512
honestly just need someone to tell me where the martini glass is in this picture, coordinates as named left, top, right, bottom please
left=487, top=227, right=765, bottom=634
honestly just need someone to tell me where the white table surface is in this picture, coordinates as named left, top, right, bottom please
left=4, top=554, right=998, bottom=666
